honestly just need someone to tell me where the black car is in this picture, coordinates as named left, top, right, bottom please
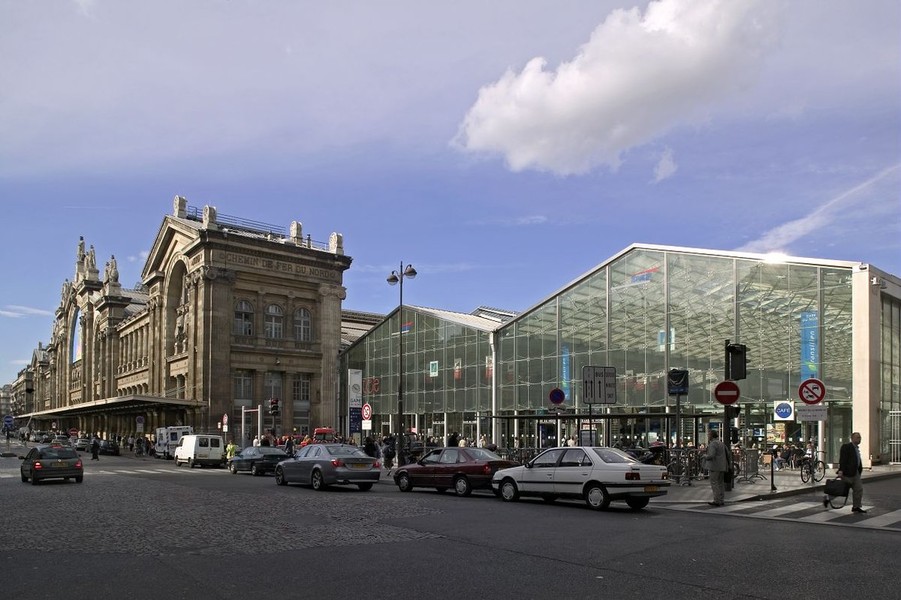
left=20, top=444, right=84, bottom=485
left=98, top=440, right=120, bottom=456
left=228, top=446, right=288, bottom=476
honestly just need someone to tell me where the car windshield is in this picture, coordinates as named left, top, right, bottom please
left=465, top=448, right=502, bottom=461
left=326, top=445, right=366, bottom=457
left=591, top=448, right=637, bottom=464
left=40, top=448, right=78, bottom=459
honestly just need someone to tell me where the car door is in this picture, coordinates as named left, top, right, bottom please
left=239, top=448, right=258, bottom=471
left=554, top=448, right=592, bottom=497
left=415, top=449, right=442, bottom=487
left=284, top=445, right=310, bottom=481
left=518, top=448, right=564, bottom=494
left=298, top=445, right=321, bottom=482
left=434, top=448, right=460, bottom=488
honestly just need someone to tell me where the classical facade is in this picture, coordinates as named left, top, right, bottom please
left=16, top=197, right=353, bottom=441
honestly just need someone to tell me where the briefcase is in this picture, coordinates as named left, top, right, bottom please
left=824, top=478, right=850, bottom=498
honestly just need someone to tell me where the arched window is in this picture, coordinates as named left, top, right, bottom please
left=233, top=300, right=254, bottom=336
left=264, top=304, right=284, bottom=339
left=294, top=308, right=313, bottom=342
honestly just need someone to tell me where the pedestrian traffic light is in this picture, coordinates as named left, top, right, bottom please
left=726, top=343, right=748, bottom=380
left=269, top=398, right=280, bottom=415
left=724, top=404, right=739, bottom=421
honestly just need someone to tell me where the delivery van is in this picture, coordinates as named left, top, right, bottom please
left=154, top=426, right=193, bottom=460
left=173, top=434, right=225, bottom=468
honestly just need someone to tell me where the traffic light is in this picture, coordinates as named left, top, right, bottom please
left=269, top=398, right=280, bottom=416
left=667, top=368, right=689, bottom=396
left=724, top=404, right=740, bottom=421
left=726, top=343, right=748, bottom=380
left=729, top=426, right=739, bottom=445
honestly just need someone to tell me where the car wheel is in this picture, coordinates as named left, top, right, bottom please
left=275, top=467, right=288, bottom=486
left=500, top=479, right=519, bottom=502
left=357, top=483, right=373, bottom=491
left=188, top=458, right=194, bottom=469
left=31, top=475, right=40, bottom=486
left=625, top=497, right=650, bottom=510
left=541, top=494, right=558, bottom=503
left=397, top=472, right=413, bottom=492
left=75, top=475, right=83, bottom=484
left=454, top=476, right=472, bottom=497
left=584, top=483, right=610, bottom=510
left=311, top=470, right=326, bottom=491
left=230, top=463, right=238, bottom=475
left=251, top=464, right=262, bottom=476
left=21, top=472, right=28, bottom=483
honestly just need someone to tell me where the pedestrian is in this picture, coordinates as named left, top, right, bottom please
left=252, top=435, right=260, bottom=447
left=284, top=435, right=295, bottom=456
left=90, top=437, right=100, bottom=461
left=226, top=439, right=238, bottom=460
left=835, top=432, right=866, bottom=513
left=704, top=429, right=729, bottom=506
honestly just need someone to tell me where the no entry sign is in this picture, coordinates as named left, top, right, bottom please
left=714, top=380, right=740, bottom=405
left=798, top=378, right=826, bottom=405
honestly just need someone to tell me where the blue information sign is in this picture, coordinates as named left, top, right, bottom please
left=549, top=388, right=566, bottom=405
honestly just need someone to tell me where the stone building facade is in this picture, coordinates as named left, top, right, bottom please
left=18, top=197, right=353, bottom=442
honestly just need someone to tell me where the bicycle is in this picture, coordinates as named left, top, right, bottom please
left=799, top=454, right=826, bottom=483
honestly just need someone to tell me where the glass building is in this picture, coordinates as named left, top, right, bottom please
left=340, top=244, right=901, bottom=466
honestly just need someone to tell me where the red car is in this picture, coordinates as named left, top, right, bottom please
left=393, top=446, right=518, bottom=496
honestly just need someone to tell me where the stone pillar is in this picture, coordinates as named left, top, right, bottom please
left=316, top=283, right=346, bottom=429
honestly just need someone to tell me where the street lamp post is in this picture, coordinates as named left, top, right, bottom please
left=387, top=262, right=416, bottom=466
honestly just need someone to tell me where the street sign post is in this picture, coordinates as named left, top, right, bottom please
left=798, top=378, right=826, bottom=405
left=714, top=380, right=740, bottom=405
left=2, top=415, right=14, bottom=428
left=362, top=403, right=373, bottom=420
left=582, top=366, right=616, bottom=405
left=548, top=388, right=566, bottom=406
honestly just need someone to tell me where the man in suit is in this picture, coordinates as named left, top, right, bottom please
left=836, top=432, right=866, bottom=513
left=704, top=429, right=730, bottom=506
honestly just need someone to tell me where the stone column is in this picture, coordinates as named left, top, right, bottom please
left=317, top=283, right=346, bottom=429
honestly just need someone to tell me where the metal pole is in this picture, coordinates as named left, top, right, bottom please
left=398, top=262, right=405, bottom=466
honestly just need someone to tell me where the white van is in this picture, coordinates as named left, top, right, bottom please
left=154, top=426, right=193, bottom=460
left=173, top=434, right=224, bottom=468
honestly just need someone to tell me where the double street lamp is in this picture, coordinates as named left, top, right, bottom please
left=387, top=262, right=416, bottom=465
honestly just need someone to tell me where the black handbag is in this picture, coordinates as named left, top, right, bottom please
left=824, top=478, right=850, bottom=497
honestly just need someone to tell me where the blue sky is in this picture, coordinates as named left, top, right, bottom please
left=1, top=0, right=899, bottom=387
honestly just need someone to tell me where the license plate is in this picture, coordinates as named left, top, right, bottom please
left=349, top=463, right=368, bottom=470
left=53, top=462, right=69, bottom=468
left=644, top=485, right=658, bottom=492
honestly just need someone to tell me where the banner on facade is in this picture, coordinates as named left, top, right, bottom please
left=348, top=369, right=363, bottom=434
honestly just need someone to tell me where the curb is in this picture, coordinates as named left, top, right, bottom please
left=739, top=469, right=901, bottom=502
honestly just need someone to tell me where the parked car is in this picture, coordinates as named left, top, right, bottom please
left=228, top=446, right=287, bottom=476
left=491, top=446, right=670, bottom=510
left=53, top=434, right=72, bottom=446
left=393, top=447, right=518, bottom=496
left=274, top=443, right=380, bottom=491
left=98, top=440, right=120, bottom=456
left=74, top=438, right=92, bottom=452
left=20, top=444, right=84, bottom=485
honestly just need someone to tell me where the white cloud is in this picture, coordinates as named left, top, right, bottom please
left=127, top=250, right=149, bottom=263
left=455, top=0, right=777, bottom=175
left=652, top=147, right=677, bottom=183
left=1, top=305, right=53, bottom=318
left=737, top=163, right=901, bottom=254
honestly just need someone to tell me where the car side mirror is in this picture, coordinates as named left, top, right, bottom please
left=524, top=461, right=533, bottom=469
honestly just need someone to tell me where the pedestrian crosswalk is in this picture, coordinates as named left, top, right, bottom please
left=660, top=498, right=901, bottom=532
left=0, top=466, right=229, bottom=479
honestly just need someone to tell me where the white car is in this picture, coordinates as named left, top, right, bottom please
left=491, top=446, right=670, bottom=510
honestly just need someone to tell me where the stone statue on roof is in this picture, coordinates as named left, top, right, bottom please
left=77, top=237, right=86, bottom=263
left=104, top=255, right=119, bottom=284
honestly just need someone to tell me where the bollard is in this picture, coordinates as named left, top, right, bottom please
left=770, top=451, right=777, bottom=493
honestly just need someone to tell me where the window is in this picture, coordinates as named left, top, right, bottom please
left=234, top=301, right=254, bottom=335
left=234, top=370, right=253, bottom=400
left=294, top=308, right=313, bottom=342
left=199, top=437, right=209, bottom=448
left=265, top=304, right=284, bottom=339
left=560, top=449, right=589, bottom=467
left=532, top=448, right=564, bottom=468
left=440, top=449, right=460, bottom=464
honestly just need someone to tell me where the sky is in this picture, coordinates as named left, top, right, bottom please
left=1, top=0, right=899, bottom=387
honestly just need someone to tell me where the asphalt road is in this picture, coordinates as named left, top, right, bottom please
left=2, top=453, right=898, bottom=600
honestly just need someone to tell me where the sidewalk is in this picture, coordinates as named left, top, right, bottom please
left=658, top=464, right=901, bottom=504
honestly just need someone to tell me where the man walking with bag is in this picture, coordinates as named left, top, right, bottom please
left=837, top=432, right=866, bottom=513
left=704, top=429, right=729, bottom=506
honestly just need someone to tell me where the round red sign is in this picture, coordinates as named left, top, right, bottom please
left=362, top=403, right=373, bottom=420
left=714, top=380, right=740, bottom=405
left=68, top=428, right=78, bottom=437
left=798, top=378, right=826, bottom=405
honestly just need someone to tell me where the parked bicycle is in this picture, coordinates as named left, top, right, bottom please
left=799, top=452, right=826, bottom=483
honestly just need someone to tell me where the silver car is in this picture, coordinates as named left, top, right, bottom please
left=274, top=443, right=381, bottom=491
left=491, top=446, right=670, bottom=510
